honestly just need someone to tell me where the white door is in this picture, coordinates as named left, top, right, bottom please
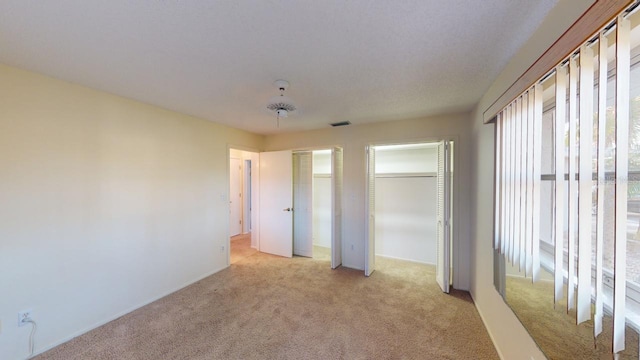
left=293, top=151, right=313, bottom=257
left=436, top=141, right=451, bottom=293
left=243, top=159, right=252, bottom=234
left=331, top=147, right=344, bottom=269
left=259, top=150, right=293, bottom=258
left=365, top=146, right=376, bottom=276
left=250, top=152, right=260, bottom=249
left=229, top=157, right=243, bottom=236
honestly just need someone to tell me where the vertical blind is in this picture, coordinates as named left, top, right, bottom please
left=494, top=6, right=637, bottom=354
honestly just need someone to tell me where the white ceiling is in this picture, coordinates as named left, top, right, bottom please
left=0, top=1, right=558, bottom=135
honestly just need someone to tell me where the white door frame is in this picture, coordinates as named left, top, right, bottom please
left=227, top=145, right=345, bottom=268
left=229, top=157, right=243, bottom=237
left=294, top=146, right=344, bottom=266
left=364, top=137, right=458, bottom=285
left=227, top=145, right=261, bottom=267
left=243, top=159, right=252, bottom=234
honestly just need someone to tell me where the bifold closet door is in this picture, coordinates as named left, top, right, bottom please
left=331, top=147, right=344, bottom=269
left=365, top=146, right=376, bottom=276
left=436, top=140, right=451, bottom=293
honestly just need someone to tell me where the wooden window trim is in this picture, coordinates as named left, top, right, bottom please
left=482, top=0, right=632, bottom=124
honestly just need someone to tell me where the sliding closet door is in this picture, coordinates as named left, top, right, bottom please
left=331, top=147, right=344, bottom=269
left=365, top=146, right=376, bottom=276
left=436, top=141, right=451, bottom=293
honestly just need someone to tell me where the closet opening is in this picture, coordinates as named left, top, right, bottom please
left=292, top=149, right=342, bottom=265
left=365, top=141, right=453, bottom=292
left=311, top=150, right=333, bottom=262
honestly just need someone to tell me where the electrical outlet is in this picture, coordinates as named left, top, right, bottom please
left=351, top=244, right=354, bottom=250
left=18, top=310, right=32, bottom=327
left=220, top=245, right=225, bottom=252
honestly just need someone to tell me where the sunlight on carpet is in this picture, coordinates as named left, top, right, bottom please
left=230, top=233, right=257, bottom=264
left=37, top=251, right=498, bottom=360
left=507, top=276, right=639, bottom=359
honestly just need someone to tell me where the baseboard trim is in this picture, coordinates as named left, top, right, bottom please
left=32, top=265, right=227, bottom=357
left=375, top=254, right=435, bottom=266
left=470, top=292, right=507, bottom=360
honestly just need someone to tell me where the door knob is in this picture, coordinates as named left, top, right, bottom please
left=283, top=207, right=292, bottom=212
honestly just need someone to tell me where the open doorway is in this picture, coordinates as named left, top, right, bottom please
left=258, top=147, right=343, bottom=268
left=291, top=150, right=335, bottom=262
left=228, top=147, right=343, bottom=268
left=311, top=150, right=333, bottom=262
left=291, top=149, right=341, bottom=264
left=229, top=156, right=243, bottom=237
left=229, top=148, right=259, bottom=265
left=364, top=141, right=453, bottom=291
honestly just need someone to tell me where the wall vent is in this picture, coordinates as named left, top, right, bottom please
left=330, top=121, right=351, bottom=127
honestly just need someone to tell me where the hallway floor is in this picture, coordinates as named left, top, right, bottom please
left=230, top=233, right=257, bottom=264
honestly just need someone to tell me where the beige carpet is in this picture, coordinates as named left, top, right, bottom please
left=507, top=276, right=639, bottom=359
left=312, top=245, right=331, bottom=261
left=36, top=253, right=498, bottom=360
left=230, top=233, right=257, bottom=264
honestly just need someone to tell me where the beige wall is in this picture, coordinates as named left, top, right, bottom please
left=469, top=0, right=594, bottom=358
left=265, top=113, right=472, bottom=289
left=0, top=64, right=263, bottom=359
left=0, top=1, right=603, bottom=358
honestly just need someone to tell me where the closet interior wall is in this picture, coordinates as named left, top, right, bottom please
left=375, top=145, right=438, bottom=264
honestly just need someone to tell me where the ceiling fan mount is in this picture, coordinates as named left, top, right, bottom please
left=266, top=80, right=297, bottom=123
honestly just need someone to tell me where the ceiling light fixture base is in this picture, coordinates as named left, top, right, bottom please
left=273, top=79, right=290, bottom=91
left=266, top=79, right=297, bottom=126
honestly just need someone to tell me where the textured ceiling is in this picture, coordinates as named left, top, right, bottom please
left=0, top=1, right=558, bottom=135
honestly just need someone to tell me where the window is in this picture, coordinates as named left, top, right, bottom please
left=494, top=4, right=640, bottom=355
